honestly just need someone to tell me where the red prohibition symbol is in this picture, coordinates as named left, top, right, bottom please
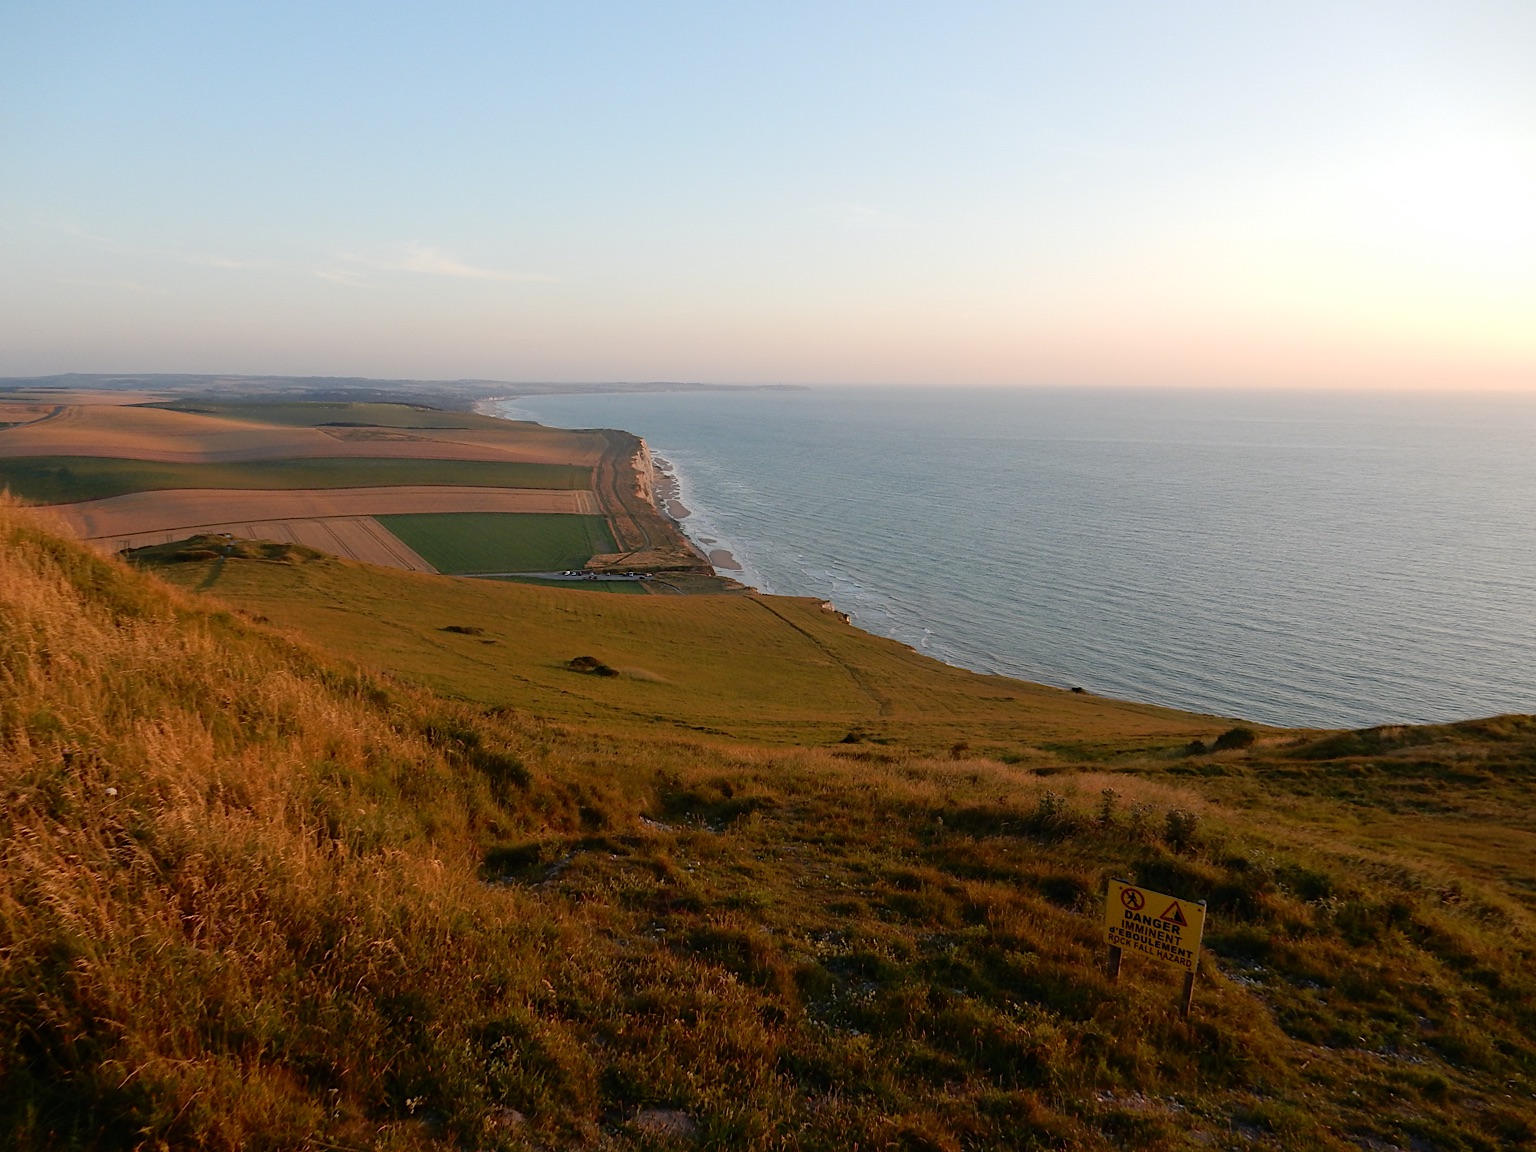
left=1120, top=887, right=1145, bottom=911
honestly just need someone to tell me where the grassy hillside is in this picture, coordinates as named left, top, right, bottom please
left=4, top=504, right=1535, bottom=1150
left=0, top=456, right=591, bottom=505
left=143, top=545, right=1222, bottom=750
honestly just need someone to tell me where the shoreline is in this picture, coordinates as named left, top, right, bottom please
left=647, top=452, right=744, bottom=574
left=474, top=397, right=750, bottom=583
left=469, top=392, right=1300, bottom=723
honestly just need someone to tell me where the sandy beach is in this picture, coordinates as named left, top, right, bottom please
left=707, top=548, right=742, bottom=571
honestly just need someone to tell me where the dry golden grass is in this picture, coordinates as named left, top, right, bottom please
left=3, top=498, right=1535, bottom=1151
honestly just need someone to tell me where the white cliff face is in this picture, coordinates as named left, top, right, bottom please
left=633, top=441, right=656, bottom=505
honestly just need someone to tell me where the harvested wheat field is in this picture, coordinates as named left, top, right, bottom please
left=0, top=388, right=166, bottom=407
left=0, top=400, right=65, bottom=427
left=57, top=485, right=601, bottom=543
left=0, top=400, right=608, bottom=465
left=2, top=396, right=710, bottom=576
left=113, top=516, right=440, bottom=570
left=0, top=404, right=338, bottom=462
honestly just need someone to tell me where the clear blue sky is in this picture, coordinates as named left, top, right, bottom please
left=3, top=1, right=1533, bottom=387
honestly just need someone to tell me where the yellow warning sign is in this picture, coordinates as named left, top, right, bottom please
left=1104, top=880, right=1206, bottom=973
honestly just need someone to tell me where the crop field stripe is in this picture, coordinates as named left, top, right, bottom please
left=375, top=512, right=618, bottom=574
left=146, top=400, right=514, bottom=429
left=0, top=456, right=591, bottom=503
left=60, top=488, right=599, bottom=543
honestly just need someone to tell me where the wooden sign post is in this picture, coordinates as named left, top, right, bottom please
left=1104, top=879, right=1207, bottom=1018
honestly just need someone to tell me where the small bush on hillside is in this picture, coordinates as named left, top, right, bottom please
left=1164, top=809, right=1200, bottom=853
left=1026, top=789, right=1081, bottom=839
left=1213, top=726, right=1257, bottom=751
left=1096, top=788, right=1118, bottom=827
left=1126, top=801, right=1154, bottom=840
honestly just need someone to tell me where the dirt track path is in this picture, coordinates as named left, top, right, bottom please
left=749, top=597, right=895, bottom=717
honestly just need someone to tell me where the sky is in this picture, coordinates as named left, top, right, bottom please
left=2, top=1, right=1534, bottom=388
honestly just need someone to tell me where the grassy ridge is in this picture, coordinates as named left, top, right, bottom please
left=6, top=505, right=1536, bottom=1150
left=0, top=456, right=591, bottom=504
left=377, top=512, right=618, bottom=575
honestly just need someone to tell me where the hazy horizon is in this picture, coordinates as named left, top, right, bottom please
left=3, top=2, right=1534, bottom=390
left=9, top=372, right=1536, bottom=398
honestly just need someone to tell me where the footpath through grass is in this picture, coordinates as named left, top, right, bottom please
left=0, top=456, right=591, bottom=504
left=377, top=511, right=617, bottom=575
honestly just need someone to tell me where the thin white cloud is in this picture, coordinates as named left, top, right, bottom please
left=38, top=221, right=547, bottom=286
left=310, top=268, right=370, bottom=288
left=180, top=252, right=271, bottom=271
left=332, top=243, right=552, bottom=283
left=46, top=221, right=273, bottom=271
left=836, top=203, right=911, bottom=230
left=55, top=276, right=161, bottom=293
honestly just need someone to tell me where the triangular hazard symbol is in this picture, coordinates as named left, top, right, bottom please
left=1158, top=900, right=1188, bottom=927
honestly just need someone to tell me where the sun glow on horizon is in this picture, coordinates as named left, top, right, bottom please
left=1318, top=135, right=1536, bottom=269
left=2, top=3, right=1535, bottom=388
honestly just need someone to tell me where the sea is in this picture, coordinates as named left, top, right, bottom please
left=488, top=387, right=1536, bottom=730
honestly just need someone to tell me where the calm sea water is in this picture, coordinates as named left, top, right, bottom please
left=490, top=387, right=1536, bottom=729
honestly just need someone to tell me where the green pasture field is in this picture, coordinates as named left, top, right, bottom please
left=0, top=456, right=590, bottom=504
left=148, top=399, right=514, bottom=429
left=376, top=511, right=617, bottom=575
left=147, top=546, right=1223, bottom=749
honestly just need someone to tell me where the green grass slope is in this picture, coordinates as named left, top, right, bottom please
left=144, top=546, right=1223, bottom=750
left=5, top=505, right=1535, bottom=1151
